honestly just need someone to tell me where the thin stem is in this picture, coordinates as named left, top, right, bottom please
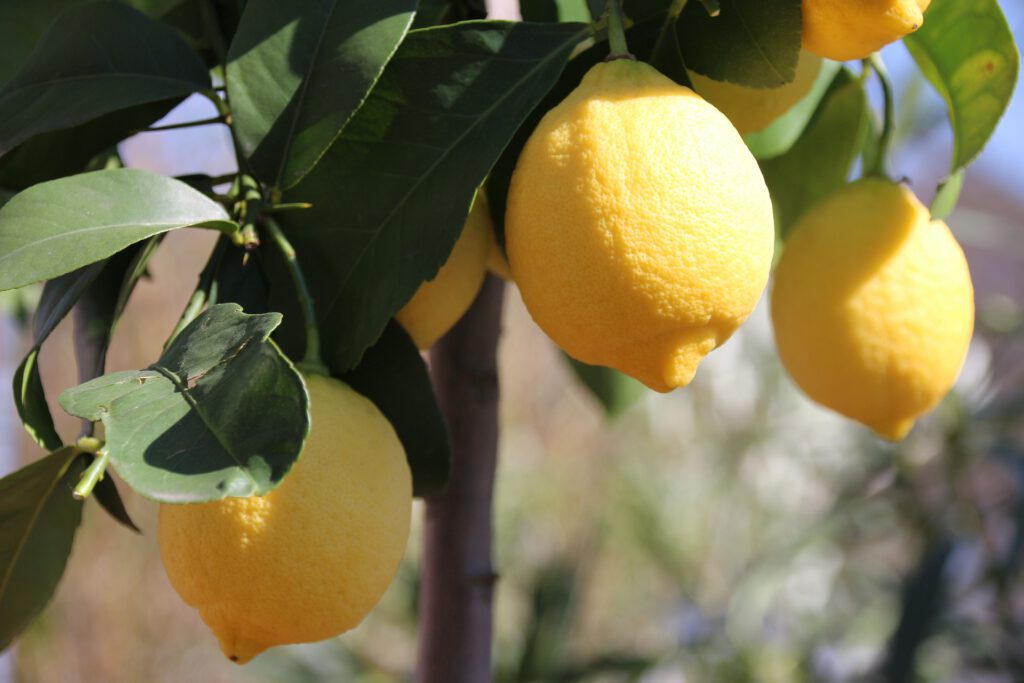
left=140, top=115, right=227, bottom=133
left=73, top=448, right=110, bottom=500
left=604, top=0, right=634, bottom=60
left=266, top=202, right=314, bottom=214
left=262, top=216, right=326, bottom=374
left=868, top=52, right=895, bottom=178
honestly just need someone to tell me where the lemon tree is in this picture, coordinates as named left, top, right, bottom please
left=0, top=0, right=1017, bottom=679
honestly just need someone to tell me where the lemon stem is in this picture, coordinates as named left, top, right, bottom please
left=604, top=0, right=634, bottom=60
left=868, top=53, right=895, bottom=178
left=263, top=216, right=328, bottom=375
left=73, top=447, right=109, bottom=501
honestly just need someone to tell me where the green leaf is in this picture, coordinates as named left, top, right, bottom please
left=0, top=168, right=235, bottom=292
left=677, top=0, right=801, bottom=88
left=567, top=357, right=646, bottom=419
left=281, top=20, right=587, bottom=371
left=904, top=0, right=1018, bottom=171
left=0, top=447, right=84, bottom=651
left=744, top=59, right=841, bottom=159
left=930, top=169, right=965, bottom=221
left=0, top=99, right=179, bottom=191
left=760, top=69, right=869, bottom=239
left=12, top=350, right=63, bottom=452
left=226, top=0, right=416, bottom=189
left=59, top=304, right=310, bottom=503
left=11, top=262, right=109, bottom=451
left=340, top=321, right=451, bottom=497
left=0, top=2, right=210, bottom=153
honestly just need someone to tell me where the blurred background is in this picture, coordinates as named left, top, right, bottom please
left=1, top=2, right=1023, bottom=682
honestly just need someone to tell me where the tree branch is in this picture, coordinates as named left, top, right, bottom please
left=416, top=275, right=505, bottom=683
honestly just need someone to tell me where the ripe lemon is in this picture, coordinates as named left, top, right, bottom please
left=688, top=51, right=823, bottom=134
left=771, top=179, right=974, bottom=440
left=802, top=0, right=931, bottom=61
left=505, top=59, right=775, bottom=392
left=396, top=193, right=490, bottom=348
left=158, top=375, right=412, bottom=664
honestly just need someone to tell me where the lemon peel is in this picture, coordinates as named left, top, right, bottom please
left=158, top=375, right=412, bottom=663
left=771, top=179, right=974, bottom=439
left=506, top=60, right=775, bottom=392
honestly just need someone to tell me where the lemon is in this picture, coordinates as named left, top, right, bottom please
left=158, top=374, right=412, bottom=664
left=688, top=51, right=823, bottom=134
left=802, top=0, right=931, bottom=61
left=506, top=59, right=775, bottom=392
left=771, top=179, right=974, bottom=440
left=396, top=193, right=490, bottom=348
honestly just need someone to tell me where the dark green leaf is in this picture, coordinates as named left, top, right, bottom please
left=677, top=0, right=801, bottom=88
left=12, top=350, right=63, bottom=452
left=340, top=321, right=451, bottom=497
left=0, top=100, right=178, bottom=191
left=92, top=475, right=141, bottom=533
left=521, top=0, right=592, bottom=22
left=0, top=168, right=235, bottom=292
left=567, top=357, right=646, bottom=419
left=281, top=21, right=587, bottom=371
left=760, top=69, right=869, bottom=239
left=0, top=2, right=210, bottom=153
left=904, top=0, right=1018, bottom=170
left=33, top=265, right=107, bottom=344
left=930, top=169, right=965, bottom=221
left=744, top=59, right=841, bottom=159
left=411, top=0, right=451, bottom=28
left=0, top=447, right=84, bottom=650
left=59, top=304, right=310, bottom=503
left=214, top=244, right=271, bottom=314
left=10, top=263, right=105, bottom=451
left=648, top=14, right=690, bottom=87
left=111, top=236, right=163, bottom=326
left=226, top=0, right=416, bottom=189
left=73, top=244, right=151, bottom=387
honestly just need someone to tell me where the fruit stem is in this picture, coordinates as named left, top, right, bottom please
left=73, top=447, right=109, bottom=501
left=604, top=0, right=634, bottom=61
left=867, top=52, right=895, bottom=178
left=262, top=216, right=328, bottom=375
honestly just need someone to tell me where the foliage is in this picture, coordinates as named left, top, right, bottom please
left=0, top=0, right=1018, bottom=675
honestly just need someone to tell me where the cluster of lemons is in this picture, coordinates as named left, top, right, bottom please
left=158, top=0, right=972, bottom=665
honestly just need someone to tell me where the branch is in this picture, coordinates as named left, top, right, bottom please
left=416, top=275, right=506, bottom=683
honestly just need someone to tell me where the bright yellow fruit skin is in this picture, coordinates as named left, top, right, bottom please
left=396, top=194, right=490, bottom=348
left=158, top=375, right=412, bottom=664
left=802, top=0, right=931, bottom=61
left=689, top=51, right=823, bottom=134
left=506, top=60, right=775, bottom=392
left=771, top=179, right=974, bottom=440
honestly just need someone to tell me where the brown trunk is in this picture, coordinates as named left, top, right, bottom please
left=416, top=275, right=505, bottom=683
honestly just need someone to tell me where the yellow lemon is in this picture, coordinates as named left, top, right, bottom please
left=396, top=194, right=490, bottom=348
left=802, top=0, right=931, bottom=61
left=688, top=51, right=823, bottom=134
left=158, top=375, right=412, bottom=664
left=506, top=59, right=775, bottom=392
left=771, top=179, right=974, bottom=440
